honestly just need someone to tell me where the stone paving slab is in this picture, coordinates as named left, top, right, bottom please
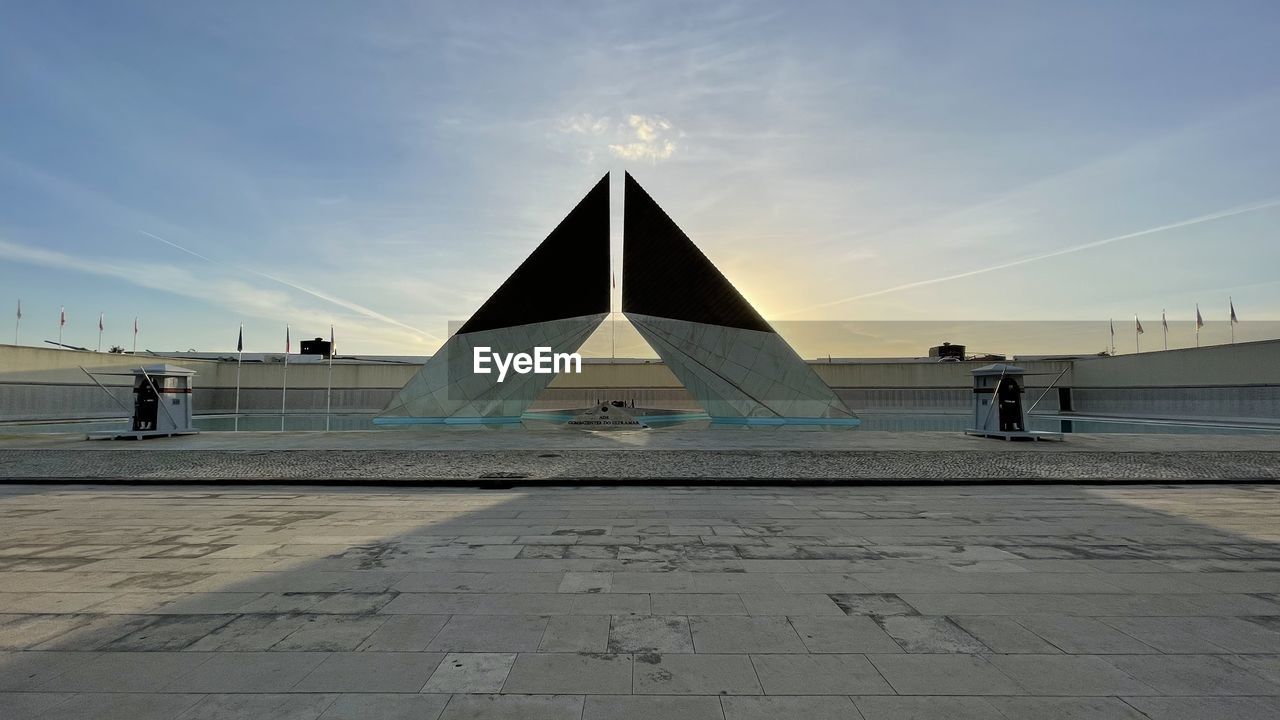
left=0, top=483, right=1277, bottom=719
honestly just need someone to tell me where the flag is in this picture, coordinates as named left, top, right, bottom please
left=1161, top=310, right=1168, bottom=333
left=98, top=313, right=104, bottom=332
left=59, top=306, right=66, bottom=326
left=133, top=317, right=138, bottom=336
left=1110, top=318, right=1115, bottom=338
left=1136, top=317, right=1144, bottom=335
left=285, top=325, right=291, bottom=353
left=1230, top=299, right=1238, bottom=324
left=15, top=299, right=20, bottom=321
left=1196, top=304, right=1204, bottom=329
left=329, top=325, right=335, bottom=356
left=236, top=325, right=243, bottom=353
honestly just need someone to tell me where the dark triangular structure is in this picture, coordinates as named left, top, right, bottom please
left=376, top=174, right=610, bottom=423
left=623, top=173, right=770, bottom=332
left=623, top=172, right=857, bottom=424
left=461, top=175, right=610, bottom=334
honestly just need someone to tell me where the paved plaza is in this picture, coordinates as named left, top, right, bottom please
left=0, top=483, right=1278, bottom=718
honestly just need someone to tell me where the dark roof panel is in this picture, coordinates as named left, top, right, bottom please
left=458, top=174, right=610, bottom=334
left=622, top=173, right=772, bottom=333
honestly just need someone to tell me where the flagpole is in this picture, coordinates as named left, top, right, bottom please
left=325, top=325, right=334, bottom=432
left=1230, top=297, right=1235, bottom=344
left=234, top=324, right=243, bottom=433
left=58, top=306, right=64, bottom=348
left=1195, top=304, right=1201, bottom=347
left=133, top=317, right=138, bottom=354
left=281, top=325, right=289, bottom=432
left=1135, top=316, right=1140, bottom=354
left=97, top=313, right=103, bottom=353
left=610, top=271, right=617, bottom=362
left=13, top=299, right=19, bottom=346
left=1162, top=310, right=1167, bottom=351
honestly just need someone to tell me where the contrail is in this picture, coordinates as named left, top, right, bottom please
left=142, top=230, right=219, bottom=264
left=784, top=197, right=1280, bottom=316
left=140, top=230, right=442, bottom=342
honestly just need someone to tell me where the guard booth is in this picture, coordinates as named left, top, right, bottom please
left=128, top=364, right=198, bottom=437
left=965, top=363, right=1061, bottom=441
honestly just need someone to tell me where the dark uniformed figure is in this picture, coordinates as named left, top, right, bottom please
left=997, top=377, right=1024, bottom=432
left=133, top=382, right=159, bottom=431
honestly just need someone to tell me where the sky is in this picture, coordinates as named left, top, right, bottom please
left=2, top=1, right=1278, bottom=357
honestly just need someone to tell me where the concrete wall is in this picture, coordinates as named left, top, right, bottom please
left=0, top=345, right=220, bottom=422
left=3, top=341, right=1276, bottom=424
left=1070, top=339, right=1280, bottom=422
left=816, top=360, right=1071, bottom=415
left=523, top=360, right=1073, bottom=414
left=198, top=362, right=417, bottom=414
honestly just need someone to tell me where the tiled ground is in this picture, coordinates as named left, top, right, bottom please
left=0, top=484, right=1278, bottom=719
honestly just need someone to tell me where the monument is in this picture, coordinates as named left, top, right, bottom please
left=375, top=174, right=610, bottom=424
left=376, top=172, right=858, bottom=426
left=622, top=173, right=857, bottom=425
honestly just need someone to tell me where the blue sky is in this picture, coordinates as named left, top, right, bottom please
left=2, top=1, right=1278, bottom=355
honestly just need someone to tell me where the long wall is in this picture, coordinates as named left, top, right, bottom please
left=0, top=346, right=421, bottom=421
left=0, top=346, right=220, bottom=422
left=2, top=340, right=1277, bottom=424
left=1070, top=339, right=1280, bottom=423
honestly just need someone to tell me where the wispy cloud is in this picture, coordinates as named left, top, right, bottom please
left=0, top=236, right=427, bottom=350
left=139, top=231, right=441, bottom=343
left=783, top=197, right=1280, bottom=316
left=557, top=113, right=611, bottom=136
left=609, top=114, right=678, bottom=162
left=1, top=237, right=317, bottom=327
left=557, top=113, right=680, bottom=163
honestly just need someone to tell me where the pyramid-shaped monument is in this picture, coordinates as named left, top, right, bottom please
left=623, top=173, right=857, bottom=424
left=376, top=174, right=610, bottom=424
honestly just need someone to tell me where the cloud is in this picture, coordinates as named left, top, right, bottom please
left=139, top=230, right=441, bottom=343
left=783, top=196, right=1280, bottom=316
left=609, top=114, right=678, bottom=162
left=0, top=236, right=428, bottom=350
left=557, top=113, right=610, bottom=136
left=557, top=113, right=679, bottom=163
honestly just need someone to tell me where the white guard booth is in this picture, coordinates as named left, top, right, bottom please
left=130, top=364, right=197, bottom=436
left=965, top=363, right=1062, bottom=441
left=87, top=363, right=199, bottom=440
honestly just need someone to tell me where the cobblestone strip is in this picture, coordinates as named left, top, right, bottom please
left=1, top=449, right=1278, bottom=480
